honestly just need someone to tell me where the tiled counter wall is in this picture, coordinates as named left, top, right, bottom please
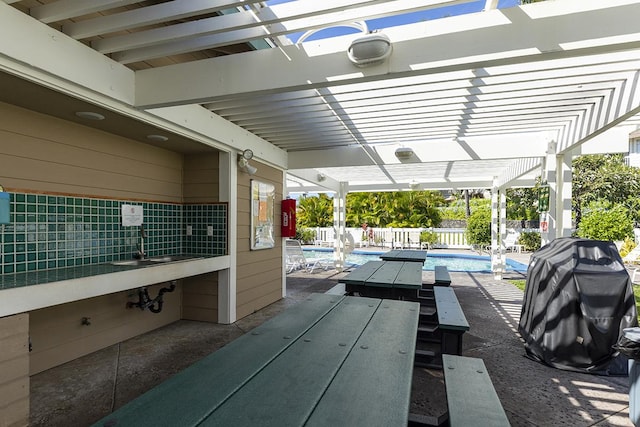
left=0, top=193, right=227, bottom=274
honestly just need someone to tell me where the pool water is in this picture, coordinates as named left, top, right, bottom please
left=303, top=248, right=528, bottom=273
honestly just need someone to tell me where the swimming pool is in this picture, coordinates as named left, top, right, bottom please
left=303, top=248, right=528, bottom=273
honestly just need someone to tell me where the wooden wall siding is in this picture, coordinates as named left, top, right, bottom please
left=235, top=162, right=283, bottom=320
left=0, top=313, right=29, bottom=427
left=183, top=153, right=220, bottom=203
left=182, top=272, right=219, bottom=323
left=0, top=102, right=183, bottom=203
left=29, top=283, right=182, bottom=375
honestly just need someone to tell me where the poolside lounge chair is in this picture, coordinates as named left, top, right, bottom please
left=622, top=245, right=640, bottom=284
left=285, top=239, right=333, bottom=273
left=503, top=232, right=523, bottom=253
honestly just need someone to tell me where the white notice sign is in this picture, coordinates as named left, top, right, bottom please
left=121, top=204, right=144, bottom=226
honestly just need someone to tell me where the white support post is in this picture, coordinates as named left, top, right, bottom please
left=217, top=151, right=237, bottom=324
left=281, top=169, right=287, bottom=298
left=541, top=141, right=558, bottom=246
left=490, top=180, right=505, bottom=280
left=556, top=152, right=573, bottom=238
left=333, top=182, right=348, bottom=271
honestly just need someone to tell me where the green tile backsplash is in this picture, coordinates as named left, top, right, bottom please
left=0, top=193, right=227, bottom=274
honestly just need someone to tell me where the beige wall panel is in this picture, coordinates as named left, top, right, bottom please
left=236, top=287, right=282, bottom=320
left=237, top=259, right=280, bottom=281
left=236, top=268, right=281, bottom=293
left=0, top=378, right=28, bottom=409
left=182, top=293, right=217, bottom=309
left=183, top=153, right=220, bottom=171
left=0, top=103, right=184, bottom=202
left=0, top=313, right=29, bottom=427
left=0, top=313, right=28, bottom=341
left=0, top=103, right=181, bottom=169
left=0, top=152, right=182, bottom=202
left=183, top=169, right=219, bottom=184
left=0, top=132, right=182, bottom=183
left=183, top=183, right=220, bottom=202
left=0, top=355, right=28, bottom=386
left=30, top=284, right=181, bottom=374
left=0, top=334, right=29, bottom=364
left=182, top=274, right=218, bottom=295
left=182, top=272, right=218, bottom=323
left=2, top=396, right=29, bottom=427
left=183, top=153, right=219, bottom=203
left=182, top=307, right=218, bottom=323
left=234, top=161, right=283, bottom=321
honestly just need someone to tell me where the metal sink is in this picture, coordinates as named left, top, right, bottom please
left=111, top=260, right=145, bottom=266
left=110, top=255, right=202, bottom=267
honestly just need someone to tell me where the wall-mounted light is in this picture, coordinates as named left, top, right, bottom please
left=347, top=32, right=392, bottom=67
left=317, top=173, right=326, bottom=182
left=394, top=146, right=414, bottom=160
left=409, top=180, right=421, bottom=191
left=238, top=149, right=257, bottom=175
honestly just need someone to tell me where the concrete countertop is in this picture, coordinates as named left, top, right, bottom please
left=0, top=255, right=230, bottom=317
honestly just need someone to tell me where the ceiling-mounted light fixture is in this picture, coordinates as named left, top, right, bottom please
left=75, top=111, right=105, bottom=121
left=347, top=32, right=392, bottom=67
left=146, top=134, right=168, bottom=142
left=394, top=146, right=414, bottom=160
left=238, top=149, right=257, bottom=175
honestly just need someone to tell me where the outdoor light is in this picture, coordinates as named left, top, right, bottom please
left=238, top=150, right=257, bottom=175
left=347, top=32, right=392, bottom=67
left=394, top=146, right=414, bottom=160
left=75, top=111, right=105, bottom=121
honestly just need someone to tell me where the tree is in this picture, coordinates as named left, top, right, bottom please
left=346, top=191, right=444, bottom=228
left=296, top=194, right=333, bottom=228
left=576, top=200, right=634, bottom=241
left=466, top=205, right=492, bottom=245
left=506, top=186, right=540, bottom=221
left=573, top=154, right=640, bottom=225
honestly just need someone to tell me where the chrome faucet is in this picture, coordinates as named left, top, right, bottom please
left=136, top=224, right=147, bottom=259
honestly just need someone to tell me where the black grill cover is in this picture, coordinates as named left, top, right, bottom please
left=518, top=237, right=638, bottom=374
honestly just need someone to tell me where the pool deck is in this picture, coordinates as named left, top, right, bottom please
left=31, top=248, right=633, bottom=427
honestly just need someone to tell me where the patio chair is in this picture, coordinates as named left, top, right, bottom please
left=285, top=240, right=333, bottom=273
left=503, top=232, right=523, bottom=253
left=622, top=245, right=640, bottom=284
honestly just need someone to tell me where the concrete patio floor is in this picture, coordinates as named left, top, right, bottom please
left=30, top=250, right=634, bottom=426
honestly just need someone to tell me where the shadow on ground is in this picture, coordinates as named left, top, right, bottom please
left=30, top=269, right=633, bottom=427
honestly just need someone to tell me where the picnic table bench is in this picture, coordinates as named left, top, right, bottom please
left=434, top=265, right=451, bottom=286
left=93, top=293, right=419, bottom=427
left=415, top=286, right=469, bottom=368
left=442, top=354, right=510, bottom=426
left=342, top=260, right=422, bottom=299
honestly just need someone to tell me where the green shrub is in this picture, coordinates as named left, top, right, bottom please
left=519, top=231, right=541, bottom=252
left=295, top=228, right=316, bottom=244
left=419, top=230, right=438, bottom=248
left=576, top=201, right=634, bottom=241
left=466, top=206, right=491, bottom=245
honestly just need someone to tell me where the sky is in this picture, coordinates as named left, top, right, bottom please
left=265, top=0, right=522, bottom=43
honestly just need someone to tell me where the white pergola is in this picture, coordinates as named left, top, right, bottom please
left=2, top=0, right=640, bottom=276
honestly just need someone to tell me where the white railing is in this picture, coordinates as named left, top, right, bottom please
left=309, top=227, right=471, bottom=249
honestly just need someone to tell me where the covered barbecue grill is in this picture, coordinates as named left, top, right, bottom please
left=518, top=238, right=638, bottom=374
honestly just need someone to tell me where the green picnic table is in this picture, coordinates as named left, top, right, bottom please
left=379, top=249, right=428, bottom=263
left=342, top=260, right=423, bottom=299
left=93, top=294, right=419, bottom=427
